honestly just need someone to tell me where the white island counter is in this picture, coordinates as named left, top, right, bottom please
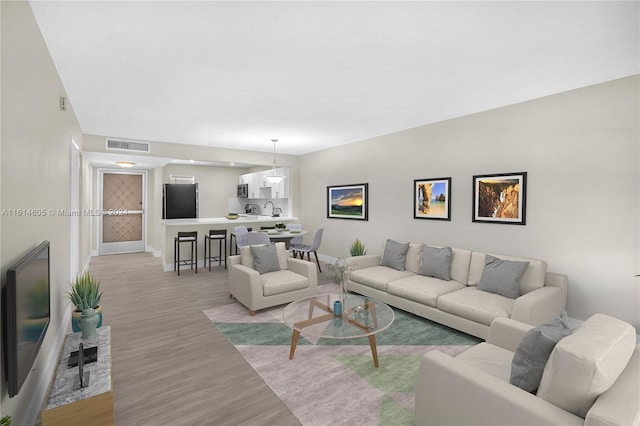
left=162, top=215, right=298, bottom=226
left=161, top=215, right=299, bottom=271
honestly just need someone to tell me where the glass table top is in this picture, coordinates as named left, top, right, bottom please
left=282, top=293, right=394, bottom=339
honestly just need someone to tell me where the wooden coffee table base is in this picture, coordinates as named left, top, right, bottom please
left=288, top=299, right=381, bottom=367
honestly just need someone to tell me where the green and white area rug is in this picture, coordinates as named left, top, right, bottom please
left=203, top=285, right=481, bottom=426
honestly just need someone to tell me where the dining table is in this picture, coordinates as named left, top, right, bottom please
left=251, top=229, right=308, bottom=249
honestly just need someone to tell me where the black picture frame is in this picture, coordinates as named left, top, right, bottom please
left=472, top=172, right=527, bottom=225
left=413, top=177, right=451, bottom=221
left=327, top=183, right=368, bottom=220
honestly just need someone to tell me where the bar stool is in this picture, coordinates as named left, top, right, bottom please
left=174, top=231, right=197, bottom=276
left=204, top=229, right=227, bottom=270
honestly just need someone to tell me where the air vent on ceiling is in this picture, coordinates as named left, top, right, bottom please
left=106, top=138, right=150, bottom=153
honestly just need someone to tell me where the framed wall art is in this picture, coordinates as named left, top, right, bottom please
left=327, top=183, right=368, bottom=220
left=414, top=177, right=451, bottom=220
left=472, top=172, right=527, bottom=225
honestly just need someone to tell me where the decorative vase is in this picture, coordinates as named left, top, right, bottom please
left=72, top=306, right=103, bottom=332
left=77, top=308, right=99, bottom=339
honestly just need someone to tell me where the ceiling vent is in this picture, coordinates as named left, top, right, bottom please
left=106, top=138, right=150, bottom=153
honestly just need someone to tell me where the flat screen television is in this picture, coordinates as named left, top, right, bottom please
left=2, top=241, right=50, bottom=397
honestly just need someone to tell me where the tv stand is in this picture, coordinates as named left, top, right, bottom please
left=41, top=326, right=113, bottom=426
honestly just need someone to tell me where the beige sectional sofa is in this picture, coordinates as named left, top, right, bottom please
left=345, top=240, right=568, bottom=339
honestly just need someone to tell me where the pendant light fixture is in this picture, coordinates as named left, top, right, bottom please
left=264, top=139, right=285, bottom=184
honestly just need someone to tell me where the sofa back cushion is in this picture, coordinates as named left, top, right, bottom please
left=241, top=242, right=288, bottom=271
left=468, top=252, right=547, bottom=294
left=404, top=243, right=423, bottom=274
left=450, top=248, right=472, bottom=284
left=537, top=314, right=636, bottom=418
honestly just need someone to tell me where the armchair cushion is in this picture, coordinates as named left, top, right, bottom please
left=262, top=270, right=309, bottom=296
left=250, top=243, right=280, bottom=274
left=537, top=313, right=636, bottom=418
left=510, top=314, right=572, bottom=393
left=478, top=255, right=529, bottom=299
left=241, top=242, right=288, bottom=271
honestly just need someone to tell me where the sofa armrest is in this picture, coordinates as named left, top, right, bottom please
left=287, top=258, right=318, bottom=289
left=344, top=254, right=380, bottom=270
left=511, top=286, right=564, bottom=326
left=544, top=271, right=568, bottom=310
left=585, top=345, right=640, bottom=426
left=229, top=263, right=264, bottom=303
left=415, top=351, right=583, bottom=426
left=486, top=317, right=534, bottom=352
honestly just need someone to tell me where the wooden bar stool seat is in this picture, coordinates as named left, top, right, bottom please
left=174, top=231, right=197, bottom=276
left=204, top=229, right=227, bottom=270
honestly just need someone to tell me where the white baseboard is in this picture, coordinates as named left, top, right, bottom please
left=146, top=245, right=162, bottom=258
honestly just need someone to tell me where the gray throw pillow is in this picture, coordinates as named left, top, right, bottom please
left=510, top=313, right=572, bottom=393
left=478, top=255, right=529, bottom=299
left=380, top=239, right=410, bottom=271
left=417, top=245, right=452, bottom=281
left=250, top=243, right=280, bottom=274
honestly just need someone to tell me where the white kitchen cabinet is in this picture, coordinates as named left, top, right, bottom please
left=239, top=168, right=289, bottom=199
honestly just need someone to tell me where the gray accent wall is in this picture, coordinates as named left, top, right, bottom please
left=299, top=75, right=639, bottom=330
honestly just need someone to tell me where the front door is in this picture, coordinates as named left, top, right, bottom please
left=99, top=171, right=145, bottom=255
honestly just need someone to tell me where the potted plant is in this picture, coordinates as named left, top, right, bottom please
left=349, top=239, right=367, bottom=256
left=274, top=222, right=286, bottom=230
left=68, top=271, right=103, bottom=335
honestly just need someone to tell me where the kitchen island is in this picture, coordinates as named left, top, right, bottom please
left=161, top=215, right=299, bottom=271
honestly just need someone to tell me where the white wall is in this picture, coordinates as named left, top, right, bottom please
left=162, top=164, right=249, bottom=218
left=1, top=2, right=86, bottom=424
left=299, top=76, right=639, bottom=330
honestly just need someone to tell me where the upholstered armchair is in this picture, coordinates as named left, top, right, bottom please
left=415, top=314, right=639, bottom=426
left=228, top=242, right=318, bottom=315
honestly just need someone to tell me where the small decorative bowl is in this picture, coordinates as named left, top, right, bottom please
left=225, top=214, right=239, bottom=220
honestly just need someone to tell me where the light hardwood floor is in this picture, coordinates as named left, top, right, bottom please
left=80, top=252, right=300, bottom=426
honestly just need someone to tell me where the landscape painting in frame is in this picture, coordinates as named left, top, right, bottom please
left=473, top=172, right=527, bottom=225
left=414, top=178, right=451, bottom=220
left=327, top=183, right=368, bottom=220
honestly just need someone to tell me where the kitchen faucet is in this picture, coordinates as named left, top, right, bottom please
left=264, top=201, right=275, bottom=215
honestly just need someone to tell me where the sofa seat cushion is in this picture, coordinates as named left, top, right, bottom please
left=387, top=275, right=464, bottom=307
left=537, top=313, right=636, bottom=418
left=437, top=287, right=515, bottom=326
left=261, top=270, right=309, bottom=296
left=457, top=342, right=514, bottom=382
left=349, top=266, right=413, bottom=291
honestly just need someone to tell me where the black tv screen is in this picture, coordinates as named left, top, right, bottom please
left=2, top=241, right=51, bottom=397
left=163, top=183, right=198, bottom=219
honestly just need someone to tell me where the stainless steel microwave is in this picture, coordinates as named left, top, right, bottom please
left=237, top=184, right=248, bottom=198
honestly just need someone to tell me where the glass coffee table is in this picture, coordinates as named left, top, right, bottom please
left=283, top=293, right=394, bottom=367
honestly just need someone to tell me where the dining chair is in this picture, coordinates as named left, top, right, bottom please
left=247, top=231, right=270, bottom=245
left=294, top=228, right=324, bottom=272
left=285, top=223, right=303, bottom=256
left=233, top=226, right=250, bottom=254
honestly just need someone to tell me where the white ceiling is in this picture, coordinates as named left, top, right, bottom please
left=30, top=1, right=639, bottom=156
